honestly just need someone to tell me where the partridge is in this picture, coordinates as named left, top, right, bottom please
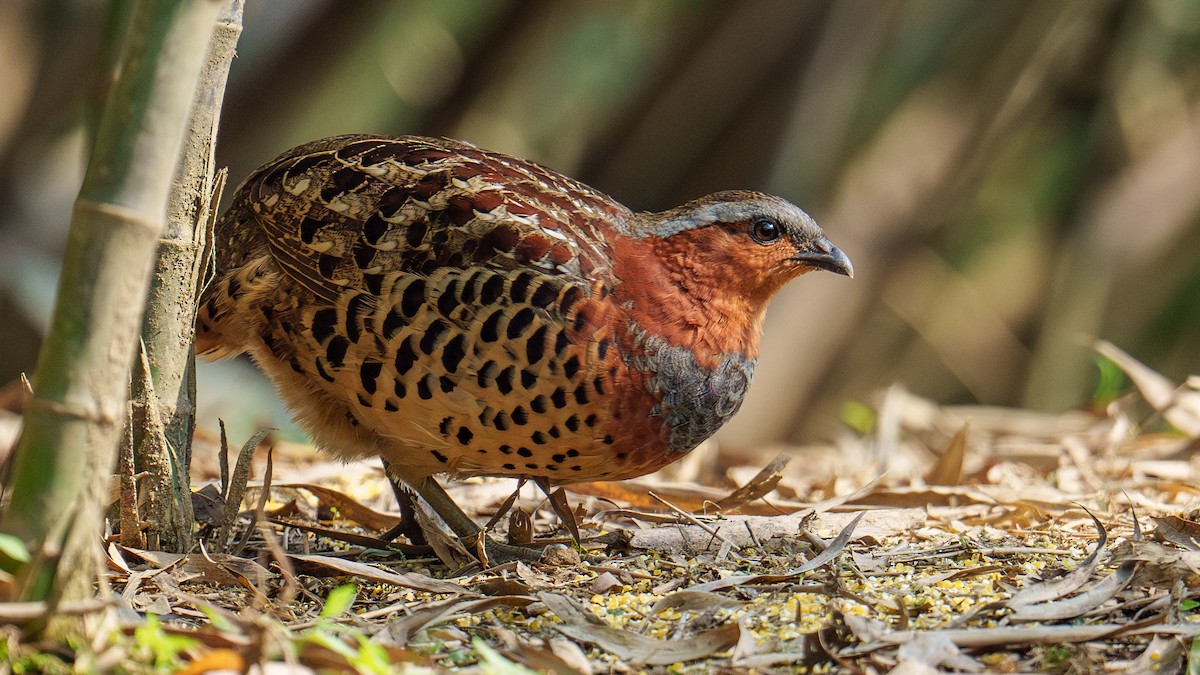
left=196, top=135, right=852, bottom=559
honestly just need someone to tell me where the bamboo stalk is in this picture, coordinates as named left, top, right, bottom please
left=131, top=0, right=242, bottom=554
left=0, top=0, right=221, bottom=632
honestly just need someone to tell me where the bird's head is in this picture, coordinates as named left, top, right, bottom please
left=628, top=189, right=850, bottom=298
left=614, top=191, right=852, bottom=356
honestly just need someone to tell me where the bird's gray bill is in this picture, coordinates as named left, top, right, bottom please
left=796, top=241, right=853, bottom=278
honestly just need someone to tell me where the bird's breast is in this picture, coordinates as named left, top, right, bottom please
left=601, top=318, right=757, bottom=477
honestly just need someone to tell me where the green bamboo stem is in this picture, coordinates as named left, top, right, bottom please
left=0, top=0, right=222, bottom=625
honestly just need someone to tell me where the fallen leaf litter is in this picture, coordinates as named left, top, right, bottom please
left=88, top=346, right=1200, bottom=671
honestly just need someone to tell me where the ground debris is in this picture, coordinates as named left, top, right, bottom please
left=8, top=369, right=1198, bottom=672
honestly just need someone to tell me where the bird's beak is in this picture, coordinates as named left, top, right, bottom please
left=795, top=237, right=853, bottom=278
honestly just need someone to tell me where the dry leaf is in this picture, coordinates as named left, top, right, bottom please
left=541, top=592, right=740, bottom=666
left=384, top=596, right=534, bottom=646
left=924, top=424, right=967, bottom=486
left=568, top=480, right=811, bottom=515
left=590, top=572, right=622, bottom=595
left=851, top=621, right=1200, bottom=651
left=549, top=638, right=594, bottom=675
left=478, top=577, right=533, bottom=596
left=271, top=483, right=400, bottom=531
left=175, top=649, right=246, bottom=675
left=287, top=553, right=464, bottom=594
left=119, top=548, right=270, bottom=587
left=1008, top=509, right=1107, bottom=607
left=1118, top=635, right=1188, bottom=673
left=648, top=590, right=746, bottom=615
left=1009, top=561, right=1138, bottom=622
left=630, top=509, right=909, bottom=558
left=1095, top=340, right=1200, bottom=437
left=1151, top=515, right=1200, bottom=551
left=495, top=632, right=593, bottom=675
left=1114, top=540, right=1200, bottom=588
left=269, top=518, right=425, bottom=556
left=546, top=486, right=581, bottom=542
left=191, top=483, right=225, bottom=525
left=688, top=512, right=863, bottom=592
left=715, top=452, right=791, bottom=511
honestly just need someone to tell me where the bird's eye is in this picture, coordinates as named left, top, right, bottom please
left=750, top=217, right=781, bottom=244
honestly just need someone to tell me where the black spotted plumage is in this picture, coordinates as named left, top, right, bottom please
left=194, top=133, right=851, bottom=560
left=197, top=135, right=634, bottom=485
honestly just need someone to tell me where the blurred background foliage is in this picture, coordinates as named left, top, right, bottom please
left=1, top=0, right=1198, bottom=458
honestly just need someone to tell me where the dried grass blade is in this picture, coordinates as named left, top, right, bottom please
left=216, top=428, right=271, bottom=549
left=649, top=491, right=740, bottom=551
left=1010, top=560, right=1139, bottom=622
left=566, top=479, right=813, bottom=515
left=256, top=523, right=298, bottom=606
left=715, top=452, right=791, bottom=511
left=689, top=512, right=863, bottom=592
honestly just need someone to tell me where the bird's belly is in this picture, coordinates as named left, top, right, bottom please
left=255, top=268, right=755, bottom=485
left=261, top=266, right=630, bottom=481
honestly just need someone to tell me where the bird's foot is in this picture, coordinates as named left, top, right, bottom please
left=377, top=480, right=428, bottom=546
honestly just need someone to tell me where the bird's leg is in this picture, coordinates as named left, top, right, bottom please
left=378, top=459, right=426, bottom=545
left=407, top=475, right=483, bottom=541
left=382, top=464, right=541, bottom=564
left=410, top=476, right=543, bottom=564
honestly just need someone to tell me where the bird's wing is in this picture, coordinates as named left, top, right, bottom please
left=236, top=135, right=628, bottom=305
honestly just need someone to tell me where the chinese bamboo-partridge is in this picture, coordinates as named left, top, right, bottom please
left=196, top=135, right=852, bottom=560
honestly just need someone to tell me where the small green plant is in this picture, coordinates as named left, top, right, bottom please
left=1042, top=644, right=1075, bottom=669
left=839, top=400, right=875, bottom=435
left=197, top=604, right=236, bottom=631
left=132, top=614, right=198, bottom=670
left=1090, top=355, right=1125, bottom=408
left=320, top=583, right=357, bottom=619
left=295, top=583, right=394, bottom=674
left=0, top=532, right=30, bottom=575
left=472, top=637, right=537, bottom=674
left=8, top=652, right=72, bottom=675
